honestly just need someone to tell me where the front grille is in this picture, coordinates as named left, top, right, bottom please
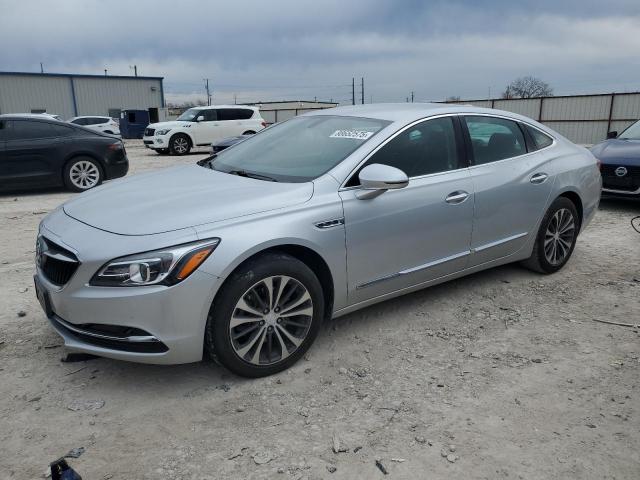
left=601, top=164, right=640, bottom=192
left=144, top=128, right=155, bottom=136
left=38, top=237, right=80, bottom=286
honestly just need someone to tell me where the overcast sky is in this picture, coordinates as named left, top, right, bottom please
left=1, top=0, right=639, bottom=105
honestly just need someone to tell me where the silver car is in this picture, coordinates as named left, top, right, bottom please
left=34, top=104, right=601, bottom=377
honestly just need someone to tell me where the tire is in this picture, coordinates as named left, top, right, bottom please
left=242, top=130, right=256, bottom=135
left=169, top=133, right=191, bottom=155
left=522, top=197, right=579, bottom=274
left=63, top=156, right=103, bottom=192
left=205, top=252, right=324, bottom=377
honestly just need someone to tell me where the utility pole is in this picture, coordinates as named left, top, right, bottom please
left=40, top=62, right=44, bottom=73
left=352, top=78, right=355, bottom=105
left=134, top=65, right=137, bottom=77
left=234, top=93, right=237, bottom=104
left=361, top=77, right=364, bottom=104
left=204, top=78, right=212, bottom=106
left=411, top=91, right=414, bottom=103
left=104, top=69, right=107, bottom=76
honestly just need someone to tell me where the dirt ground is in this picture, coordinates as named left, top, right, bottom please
left=0, top=141, right=638, bottom=480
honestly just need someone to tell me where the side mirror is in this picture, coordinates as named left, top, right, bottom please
left=196, top=115, right=205, bottom=122
left=607, top=131, right=617, bottom=139
left=357, top=164, right=408, bottom=199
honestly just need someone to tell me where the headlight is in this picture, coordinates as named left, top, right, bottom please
left=156, top=129, right=171, bottom=136
left=90, top=239, right=219, bottom=287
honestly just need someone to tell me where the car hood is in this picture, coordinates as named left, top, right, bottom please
left=591, top=139, right=640, bottom=165
left=147, top=120, right=193, bottom=130
left=63, top=165, right=314, bottom=235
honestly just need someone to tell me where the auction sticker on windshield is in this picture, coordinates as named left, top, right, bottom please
left=330, top=130, right=375, bottom=140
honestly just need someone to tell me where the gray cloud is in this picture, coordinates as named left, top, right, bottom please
left=1, top=0, right=639, bottom=104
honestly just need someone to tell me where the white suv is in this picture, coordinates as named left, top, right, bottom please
left=68, top=116, right=121, bottom=136
left=143, top=105, right=266, bottom=155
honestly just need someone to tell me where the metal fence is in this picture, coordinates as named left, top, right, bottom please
left=444, top=92, right=640, bottom=145
left=259, top=106, right=336, bottom=124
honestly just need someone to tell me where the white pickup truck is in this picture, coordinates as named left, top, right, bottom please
left=143, top=105, right=266, bottom=155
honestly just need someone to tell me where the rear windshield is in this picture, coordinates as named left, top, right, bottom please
left=209, top=115, right=390, bottom=182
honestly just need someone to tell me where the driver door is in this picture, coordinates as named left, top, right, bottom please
left=339, top=116, right=475, bottom=305
left=191, top=109, right=219, bottom=145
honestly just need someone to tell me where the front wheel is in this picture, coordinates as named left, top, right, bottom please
left=63, top=157, right=103, bottom=192
left=522, top=197, right=579, bottom=274
left=169, top=134, right=191, bottom=155
left=205, top=253, right=324, bottom=377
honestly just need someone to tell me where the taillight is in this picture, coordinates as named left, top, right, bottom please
left=261, top=121, right=267, bottom=128
left=596, top=159, right=602, bottom=171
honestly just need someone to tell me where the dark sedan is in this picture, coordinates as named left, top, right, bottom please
left=591, top=120, right=640, bottom=198
left=0, top=115, right=128, bottom=192
left=210, top=134, right=252, bottom=154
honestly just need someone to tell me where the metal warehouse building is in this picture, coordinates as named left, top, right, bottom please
left=0, top=71, right=165, bottom=121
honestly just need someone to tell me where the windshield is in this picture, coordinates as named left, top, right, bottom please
left=208, top=115, right=390, bottom=182
left=177, top=108, right=201, bottom=122
left=618, top=120, right=640, bottom=140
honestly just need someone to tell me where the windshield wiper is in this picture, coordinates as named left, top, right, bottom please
left=227, top=170, right=278, bottom=182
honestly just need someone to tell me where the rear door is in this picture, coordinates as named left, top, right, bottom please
left=0, top=121, right=7, bottom=183
left=1, top=120, right=67, bottom=188
left=462, top=115, right=555, bottom=266
left=217, top=108, right=248, bottom=137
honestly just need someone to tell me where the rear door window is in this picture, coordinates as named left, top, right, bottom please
left=464, top=116, right=526, bottom=164
left=218, top=108, right=253, bottom=121
left=6, top=120, right=55, bottom=140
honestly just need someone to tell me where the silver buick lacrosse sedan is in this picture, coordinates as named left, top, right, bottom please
left=35, top=103, right=601, bottom=377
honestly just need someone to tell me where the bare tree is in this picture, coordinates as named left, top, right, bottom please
left=446, top=95, right=461, bottom=102
left=502, top=76, right=553, bottom=99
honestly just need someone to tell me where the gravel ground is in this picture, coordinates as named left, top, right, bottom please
left=0, top=141, right=638, bottom=480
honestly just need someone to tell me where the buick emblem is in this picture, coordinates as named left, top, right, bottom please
left=615, top=166, right=628, bottom=177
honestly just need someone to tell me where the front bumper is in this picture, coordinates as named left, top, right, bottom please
left=142, top=135, right=168, bottom=149
left=36, top=265, right=221, bottom=364
left=36, top=211, right=222, bottom=365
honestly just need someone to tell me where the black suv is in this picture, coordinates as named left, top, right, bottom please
left=0, top=115, right=128, bottom=192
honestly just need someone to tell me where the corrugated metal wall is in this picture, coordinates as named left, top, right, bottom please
left=260, top=106, right=336, bottom=124
left=73, top=77, right=163, bottom=116
left=0, top=73, right=164, bottom=119
left=0, top=75, right=75, bottom=118
left=446, top=92, right=640, bottom=144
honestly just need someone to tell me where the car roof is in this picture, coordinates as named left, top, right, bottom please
left=70, top=115, right=110, bottom=119
left=306, top=102, right=536, bottom=124
left=0, top=113, right=64, bottom=122
left=191, top=105, right=257, bottom=110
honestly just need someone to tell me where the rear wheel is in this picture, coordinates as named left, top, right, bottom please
left=205, top=253, right=324, bottom=377
left=522, top=197, right=579, bottom=274
left=169, top=134, right=191, bottom=155
left=242, top=130, right=256, bottom=135
left=63, top=157, right=103, bottom=192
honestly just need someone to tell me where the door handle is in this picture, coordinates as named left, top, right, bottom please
left=445, top=191, right=470, bottom=204
left=530, top=173, right=548, bottom=184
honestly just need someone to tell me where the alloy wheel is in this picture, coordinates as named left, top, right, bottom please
left=173, top=137, right=189, bottom=154
left=544, top=208, right=575, bottom=266
left=229, top=275, right=313, bottom=366
left=69, top=161, right=100, bottom=189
